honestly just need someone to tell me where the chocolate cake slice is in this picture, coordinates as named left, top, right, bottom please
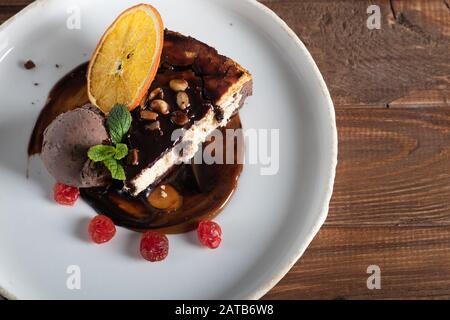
left=124, top=30, right=252, bottom=196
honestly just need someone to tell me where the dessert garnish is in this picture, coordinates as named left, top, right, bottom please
left=87, top=104, right=132, bottom=181
left=198, top=221, right=222, bottom=249
left=87, top=4, right=164, bottom=114
left=140, top=231, right=169, bottom=262
left=28, top=4, right=253, bottom=262
left=53, top=183, right=79, bottom=206
left=89, top=215, right=117, bottom=244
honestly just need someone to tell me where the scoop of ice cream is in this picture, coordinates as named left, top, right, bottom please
left=41, top=105, right=110, bottom=187
left=80, top=160, right=111, bottom=187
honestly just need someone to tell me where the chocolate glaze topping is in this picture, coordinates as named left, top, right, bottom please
left=123, top=31, right=251, bottom=184
left=125, top=70, right=214, bottom=182
left=162, top=30, right=246, bottom=104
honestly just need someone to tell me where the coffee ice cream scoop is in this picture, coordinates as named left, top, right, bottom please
left=41, top=105, right=110, bottom=187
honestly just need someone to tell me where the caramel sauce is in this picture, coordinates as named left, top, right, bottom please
left=28, top=63, right=244, bottom=234
left=28, top=63, right=89, bottom=156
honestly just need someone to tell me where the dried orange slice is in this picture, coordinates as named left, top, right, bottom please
left=87, top=4, right=164, bottom=113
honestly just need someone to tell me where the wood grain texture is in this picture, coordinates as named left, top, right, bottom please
left=1, top=0, right=450, bottom=300
left=264, top=227, right=450, bottom=299
left=331, top=106, right=450, bottom=226
left=0, top=4, right=22, bottom=24
left=262, top=0, right=450, bottom=106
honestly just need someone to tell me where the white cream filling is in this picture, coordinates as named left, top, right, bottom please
left=127, top=93, right=243, bottom=196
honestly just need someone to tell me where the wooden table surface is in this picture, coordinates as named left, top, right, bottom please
left=1, top=0, right=450, bottom=300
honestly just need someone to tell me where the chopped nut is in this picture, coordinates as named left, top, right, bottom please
left=146, top=121, right=161, bottom=131
left=139, top=92, right=149, bottom=109
left=161, top=190, right=168, bottom=198
left=185, top=51, right=197, bottom=59
left=150, top=99, right=170, bottom=115
left=169, top=79, right=188, bottom=92
left=24, top=60, right=36, bottom=70
left=171, top=111, right=189, bottom=126
left=176, top=92, right=190, bottom=110
left=148, top=87, right=164, bottom=101
left=127, top=149, right=140, bottom=166
left=161, top=185, right=166, bottom=190
left=140, top=110, right=159, bottom=121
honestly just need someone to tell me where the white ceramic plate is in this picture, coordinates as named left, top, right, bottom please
left=0, top=0, right=337, bottom=299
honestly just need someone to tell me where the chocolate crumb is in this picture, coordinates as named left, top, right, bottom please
left=34, top=83, right=39, bottom=86
left=24, top=60, right=36, bottom=70
left=140, top=110, right=159, bottom=121
left=55, top=64, right=60, bottom=68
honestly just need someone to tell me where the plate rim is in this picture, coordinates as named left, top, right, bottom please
left=0, top=0, right=338, bottom=300
left=240, top=0, right=338, bottom=300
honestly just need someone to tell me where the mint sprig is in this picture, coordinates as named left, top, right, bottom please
left=102, top=158, right=126, bottom=181
left=87, top=145, right=117, bottom=162
left=87, top=104, right=132, bottom=181
left=114, top=143, right=129, bottom=160
left=107, top=104, right=132, bottom=145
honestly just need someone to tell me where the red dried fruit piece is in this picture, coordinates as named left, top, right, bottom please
left=140, top=231, right=169, bottom=262
left=53, top=182, right=80, bottom=206
left=88, top=215, right=116, bottom=244
left=197, top=221, right=222, bottom=249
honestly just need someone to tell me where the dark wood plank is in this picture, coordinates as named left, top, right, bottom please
left=0, top=5, right=26, bottom=24
left=264, top=226, right=450, bottom=299
left=261, top=0, right=450, bottom=106
left=391, top=0, right=450, bottom=37
left=0, top=0, right=32, bottom=5
left=329, top=105, right=450, bottom=227
left=0, top=0, right=32, bottom=24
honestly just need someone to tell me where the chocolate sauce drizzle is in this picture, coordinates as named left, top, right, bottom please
left=27, top=31, right=250, bottom=234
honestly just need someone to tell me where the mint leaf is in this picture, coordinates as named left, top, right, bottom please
left=103, top=158, right=126, bottom=180
left=87, top=145, right=117, bottom=162
left=107, top=104, right=132, bottom=144
left=87, top=105, right=131, bottom=180
left=114, top=143, right=129, bottom=160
